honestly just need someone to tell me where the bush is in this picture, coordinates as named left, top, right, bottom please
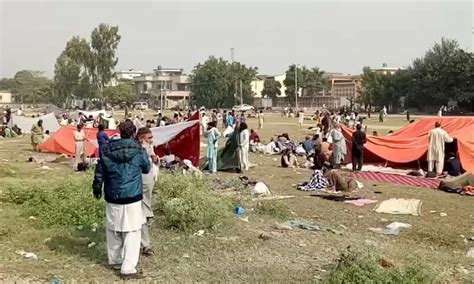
left=255, top=201, right=291, bottom=220
left=156, top=173, right=232, bottom=232
left=325, top=248, right=434, bottom=284
left=0, top=165, right=18, bottom=178
left=4, top=174, right=103, bottom=227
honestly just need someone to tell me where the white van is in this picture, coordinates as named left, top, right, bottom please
left=133, top=102, right=148, bottom=110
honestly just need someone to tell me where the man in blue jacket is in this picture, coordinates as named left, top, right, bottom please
left=92, top=119, right=150, bottom=279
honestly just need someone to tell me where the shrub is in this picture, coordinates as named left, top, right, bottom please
left=156, top=173, right=232, bottom=232
left=325, top=248, right=434, bottom=284
left=255, top=201, right=291, bottom=220
left=4, top=174, right=103, bottom=227
left=0, top=165, right=18, bottom=178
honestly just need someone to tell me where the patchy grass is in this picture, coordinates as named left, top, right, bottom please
left=325, top=248, right=434, bottom=284
left=3, top=174, right=103, bottom=227
left=255, top=200, right=292, bottom=220
left=155, top=173, right=233, bottom=231
left=0, top=164, right=19, bottom=178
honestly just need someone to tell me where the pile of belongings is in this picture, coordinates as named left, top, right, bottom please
left=438, top=173, right=474, bottom=196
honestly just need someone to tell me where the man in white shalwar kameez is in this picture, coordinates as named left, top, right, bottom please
left=427, top=122, right=453, bottom=175
left=93, top=120, right=150, bottom=280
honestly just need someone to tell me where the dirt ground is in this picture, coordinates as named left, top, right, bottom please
left=0, top=113, right=471, bottom=282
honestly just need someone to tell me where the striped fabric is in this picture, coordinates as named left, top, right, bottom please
left=353, top=171, right=440, bottom=189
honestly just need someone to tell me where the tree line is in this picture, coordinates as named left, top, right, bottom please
left=0, top=32, right=471, bottom=112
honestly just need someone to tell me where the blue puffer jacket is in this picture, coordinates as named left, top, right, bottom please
left=93, top=138, right=151, bottom=205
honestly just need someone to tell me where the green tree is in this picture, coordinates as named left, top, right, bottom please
left=261, top=78, right=281, bottom=100
left=284, top=65, right=327, bottom=104
left=53, top=52, right=81, bottom=106
left=12, top=70, right=52, bottom=104
left=283, top=65, right=303, bottom=103
left=103, top=81, right=135, bottom=105
left=190, top=56, right=257, bottom=108
left=0, top=78, right=15, bottom=91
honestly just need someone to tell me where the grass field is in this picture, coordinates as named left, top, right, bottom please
left=0, top=113, right=471, bottom=282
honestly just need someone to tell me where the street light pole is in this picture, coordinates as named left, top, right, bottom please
left=295, top=64, right=298, bottom=110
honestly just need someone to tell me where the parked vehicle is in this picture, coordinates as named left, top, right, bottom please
left=133, top=102, right=148, bottom=110
left=232, top=104, right=254, bottom=112
left=254, top=98, right=273, bottom=110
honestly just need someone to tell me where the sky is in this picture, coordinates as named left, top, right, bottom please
left=0, top=0, right=472, bottom=78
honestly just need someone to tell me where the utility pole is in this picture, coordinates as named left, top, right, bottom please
left=240, top=80, right=243, bottom=104
left=295, top=64, right=298, bottom=110
left=231, top=48, right=238, bottom=106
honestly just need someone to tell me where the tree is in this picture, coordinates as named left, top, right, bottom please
left=53, top=52, right=81, bottom=106
left=283, top=65, right=327, bottom=104
left=90, top=24, right=121, bottom=98
left=190, top=56, right=258, bottom=108
left=261, top=78, right=281, bottom=100
left=57, top=23, right=121, bottom=105
left=103, top=81, right=135, bottom=105
left=0, top=78, right=15, bottom=91
left=12, top=70, right=52, bottom=104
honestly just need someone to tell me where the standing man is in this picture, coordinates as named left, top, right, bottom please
left=92, top=120, right=151, bottom=280
left=257, top=110, right=265, bottom=129
left=238, top=122, right=250, bottom=171
left=135, top=127, right=159, bottom=257
left=298, top=111, right=304, bottom=126
left=74, top=124, right=86, bottom=170
left=204, top=121, right=221, bottom=173
left=351, top=124, right=367, bottom=172
left=30, top=119, right=44, bottom=151
left=329, top=123, right=346, bottom=169
left=378, top=108, right=384, bottom=122
left=427, top=122, right=453, bottom=175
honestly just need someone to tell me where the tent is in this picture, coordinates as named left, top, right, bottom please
left=39, top=118, right=201, bottom=166
left=8, top=112, right=60, bottom=134
left=44, top=105, right=66, bottom=117
left=38, top=126, right=118, bottom=156
left=341, top=117, right=474, bottom=173
left=200, top=127, right=241, bottom=172
left=70, top=110, right=108, bottom=120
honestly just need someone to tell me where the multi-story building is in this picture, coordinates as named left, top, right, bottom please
left=0, top=91, right=12, bottom=104
left=116, top=69, right=145, bottom=81
left=133, top=66, right=191, bottom=109
left=325, top=73, right=362, bottom=107
left=371, top=63, right=401, bottom=75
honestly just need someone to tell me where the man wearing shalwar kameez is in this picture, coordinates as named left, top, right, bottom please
left=73, top=124, right=86, bottom=170
left=30, top=119, right=44, bottom=151
left=136, top=127, right=159, bottom=256
left=329, top=124, right=346, bottom=169
left=92, top=120, right=150, bottom=280
left=427, top=122, right=453, bottom=175
left=205, top=121, right=221, bottom=173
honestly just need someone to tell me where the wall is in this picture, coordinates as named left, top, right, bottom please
left=0, top=92, right=13, bottom=104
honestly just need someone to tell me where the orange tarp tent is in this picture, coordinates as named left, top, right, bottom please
left=38, top=126, right=118, bottom=157
left=341, top=117, right=474, bottom=173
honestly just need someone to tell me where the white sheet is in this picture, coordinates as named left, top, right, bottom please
left=8, top=112, right=60, bottom=134
left=150, top=120, right=199, bottom=146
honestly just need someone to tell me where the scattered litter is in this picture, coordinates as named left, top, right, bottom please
left=344, top=199, right=378, bottom=206
left=370, top=222, right=412, bottom=235
left=238, top=216, right=249, bottom=222
left=440, top=212, right=448, bottom=217
left=466, top=248, right=474, bottom=258
left=193, top=230, right=205, bottom=236
left=87, top=242, right=97, bottom=248
left=77, top=225, right=84, bottom=230
left=182, top=253, right=190, bottom=258
left=355, top=180, right=364, bottom=189
left=299, top=243, right=307, bottom=247
left=280, top=220, right=321, bottom=231
left=50, top=279, right=61, bottom=284
left=374, top=191, right=382, bottom=194
left=43, top=238, right=52, bottom=244
left=251, top=182, right=271, bottom=196
left=29, top=216, right=37, bottom=220
left=251, top=195, right=294, bottom=201
left=380, top=218, right=388, bottom=222
left=374, top=198, right=422, bottom=216
left=311, top=194, right=360, bottom=202
left=295, top=172, right=302, bottom=175
left=234, top=207, right=245, bottom=216
left=16, top=250, right=38, bottom=260
left=40, top=165, right=53, bottom=170
left=326, top=228, right=343, bottom=235
left=358, top=215, right=364, bottom=218
left=91, top=223, right=98, bottom=232
left=429, top=210, right=436, bottom=214
left=258, top=232, right=272, bottom=241
left=339, top=224, right=347, bottom=230
left=272, top=158, right=277, bottom=162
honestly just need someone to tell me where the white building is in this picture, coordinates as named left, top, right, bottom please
left=0, top=91, right=12, bottom=104
left=251, top=74, right=287, bottom=98
left=133, top=66, right=191, bottom=109
left=371, top=63, right=402, bottom=75
left=116, top=69, right=145, bottom=80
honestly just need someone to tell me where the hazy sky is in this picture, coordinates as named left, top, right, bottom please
left=0, top=0, right=472, bottom=78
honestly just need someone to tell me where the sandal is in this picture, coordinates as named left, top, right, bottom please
left=142, top=247, right=155, bottom=256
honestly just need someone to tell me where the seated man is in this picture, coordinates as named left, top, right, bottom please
left=320, top=137, right=332, bottom=161
left=249, top=129, right=261, bottom=153
left=162, top=149, right=178, bottom=169
left=445, top=152, right=461, bottom=177
left=43, top=130, right=50, bottom=140
left=302, top=136, right=314, bottom=155
left=322, top=163, right=359, bottom=192
left=280, top=148, right=299, bottom=168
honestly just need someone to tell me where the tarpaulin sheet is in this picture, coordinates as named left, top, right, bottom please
left=341, top=117, right=474, bottom=173
left=8, top=112, right=60, bottom=134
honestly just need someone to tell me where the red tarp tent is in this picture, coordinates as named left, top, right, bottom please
left=341, top=117, right=474, bottom=173
left=38, top=126, right=118, bottom=157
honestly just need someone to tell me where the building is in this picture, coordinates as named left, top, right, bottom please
left=133, top=66, right=191, bottom=109
left=0, top=91, right=13, bottom=104
left=116, top=69, right=145, bottom=80
left=251, top=74, right=287, bottom=98
left=325, top=73, right=362, bottom=106
left=371, top=63, right=401, bottom=75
